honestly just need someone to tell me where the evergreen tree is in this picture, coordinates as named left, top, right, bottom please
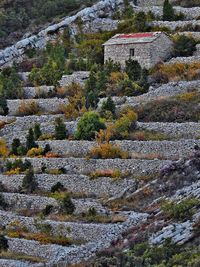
left=60, top=193, right=75, bottom=214
left=0, top=235, right=8, bottom=252
left=22, top=167, right=37, bottom=193
left=26, top=128, right=37, bottom=150
left=55, top=117, right=68, bottom=140
left=163, top=0, right=174, bottom=21
left=134, top=11, right=147, bottom=32
left=85, top=71, right=99, bottom=109
left=101, top=96, right=116, bottom=117
left=140, top=68, right=149, bottom=91
left=125, top=59, right=142, bottom=82
left=34, top=123, right=42, bottom=140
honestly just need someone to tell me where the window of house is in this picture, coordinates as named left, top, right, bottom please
left=130, top=48, right=135, bottom=57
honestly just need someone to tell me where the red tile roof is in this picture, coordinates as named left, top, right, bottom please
left=116, top=33, right=155, bottom=39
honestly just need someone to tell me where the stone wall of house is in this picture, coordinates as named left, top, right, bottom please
left=7, top=98, right=68, bottom=116
left=150, top=33, right=173, bottom=66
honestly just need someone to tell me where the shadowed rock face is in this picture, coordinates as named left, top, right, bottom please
left=0, top=0, right=123, bottom=68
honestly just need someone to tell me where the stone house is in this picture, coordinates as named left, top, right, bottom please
left=103, top=32, right=173, bottom=69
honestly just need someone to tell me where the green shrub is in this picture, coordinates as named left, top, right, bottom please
left=42, top=205, right=54, bottom=216
left=75, top=112, right=106, bottom=140
left=51, top=182, right=65, bottom=193
left=161, top=198, right=200, bottom=221
left=6, top=159, right=31, bottom=173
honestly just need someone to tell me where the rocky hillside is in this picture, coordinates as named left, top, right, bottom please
left=0, top=0, right=199, bottom=266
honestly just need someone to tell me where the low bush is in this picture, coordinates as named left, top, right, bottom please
left=26, top=147, right=44, bottom=157
left=152, top=62, right=200, bottom=83
left=0, top=138, right=9, bottom=157
left=75, top=112, right=106, bottom=140
left=161, top=198, right=200, bottom=221
left=5, top=159, right=32, bottom=174
left=89, top=143, right=129, bottom=159
left=135, top=96, right=200, bottom=122
left=89, top=169, right=125, bottom=180
left=18, top=100, right=39, bottom=116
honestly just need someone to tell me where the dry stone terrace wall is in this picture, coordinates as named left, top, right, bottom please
left=150, top=20, right=200, bottom=31
left=99, top=80, right=200, bottom=108
left=133, top=5, right=200, bottom=20
left=0, top=174, right=136, bottom=198
left=37, top=139, right=200, bottom=160
left=2, top=193, right=107, bottom=215
left=5, top=157, right=171, bottom=176
left=0, top=210, right=147, bottom=243
left=0, top=259, right=42, bottom=267
left=7, top=98, right=68, bottom=116
left=59, top=71, right=90, bottom=87
left=167, top=55, right=200, bottom=64
left=138, top=122, right=200, bottom=139
left=23, top=86, right=55, bottom=99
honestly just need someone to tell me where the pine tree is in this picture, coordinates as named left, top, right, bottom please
left=101, top=96, right=116, bottom=116
left=163, top=0, right=174, bottom=21
left=125, top=59, right=142, bottom=82
left=22, top=168, right=37, bottom=193
left=34, top=123, right=42, bottom=140
left=26, top=128, right=37, bottom=150
left=55, top=117, right=68, bottom=140
left=0, top=235, right=8, bottom=252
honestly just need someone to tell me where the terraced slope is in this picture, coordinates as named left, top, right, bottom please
left=0, top=0, right=200, bottom=266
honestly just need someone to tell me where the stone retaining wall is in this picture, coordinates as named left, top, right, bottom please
left=2, top=193, right=106, bottom=214
left=167, top=55, right=200, bottom=64
left=5, top=157, right=171, bottom=176
left=7, top=98, right=68, bottom=116
left=59, top=71, right=90, bottom=87
left=99, top=80, right=200, bottom=108
left=138, top=122, right=200, bottom=139
left=150, top=20, right=200, bottom=31
left=0, top=174, right=136, bottom=198
left=23, top=86, right=55, bottom=99
left=37, top=139, right=200, bottom=160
